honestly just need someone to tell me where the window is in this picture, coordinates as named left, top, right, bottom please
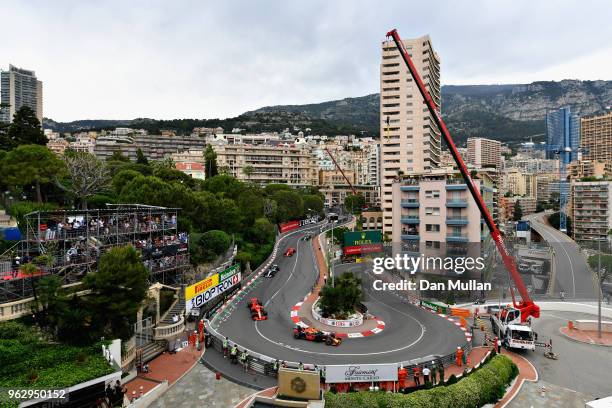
left=425, top=190, right=440, bottom=198
left=426, top=224, right=440, bottom=232
left=426, top=241, right=440, bottom=248
left=425, top=207, right=440, bottom=216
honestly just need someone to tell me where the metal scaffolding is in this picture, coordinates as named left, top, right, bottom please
left=0, top=204, right=189, bottom=302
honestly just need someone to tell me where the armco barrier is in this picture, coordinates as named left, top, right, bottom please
left=204, top=218, right=472, bottom=381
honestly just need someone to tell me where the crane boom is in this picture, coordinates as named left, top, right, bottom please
left=386, top=29, right=539, bottom=321
left=324, top=147, right=358, bottom=196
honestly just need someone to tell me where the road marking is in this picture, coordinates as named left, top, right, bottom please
left=264, top=239, right=301, bottom=307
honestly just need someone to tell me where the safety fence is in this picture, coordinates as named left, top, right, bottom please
left=204, top=218, right=472, bottom=382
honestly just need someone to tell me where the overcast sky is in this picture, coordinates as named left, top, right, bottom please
left=2, top=0, right=611, bottom=121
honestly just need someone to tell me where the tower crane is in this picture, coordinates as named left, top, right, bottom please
left=386, top=29, right=540, bottom=323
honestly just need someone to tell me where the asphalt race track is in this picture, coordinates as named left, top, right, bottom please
left=215, top=223, right=466, bottom=365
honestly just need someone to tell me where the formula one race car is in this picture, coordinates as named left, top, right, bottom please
left=293, top=326, right=342, bottom=346
left=284, top=247, right=296, bottom=257
left=248, top=297, right=268, bottom=321
left=264, top=264, right=279, bottom=278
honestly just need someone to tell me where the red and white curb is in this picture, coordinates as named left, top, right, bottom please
left=424, top=308, right=473, bottom=343
left=290, top=301, right=386, bottom=339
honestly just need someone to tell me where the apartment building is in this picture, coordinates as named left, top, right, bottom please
left=391, top=169, right=495, bottom=247
left=499, top=196, right=537, bottom=222
left=571, top=181, right=612, bottom=242
left=362, top=210, right=384, bottom=231
left=567, top=160, right=612, bottom=180
left=467, top=137, right=501, bottom=169
left=380, top=35, right=441, bottom=233
left=368, top=144, right=380, bottom=186
left=505, top=169, right=537, bottom=198
left=171, top=149, right=206, bottom=180
left=319, top=169, right=356, bottom=186
left=0, top=65, right=43, bottom=123
left=581, top=110, right=612, bottom=163
left=46, top=138, right=69, bottom=155
left=320, top=185, right=380, bottom=209
left=93, top=134, right=207, bottom=161
left=212, top=143, right=317, bottom=186
left=536, top=173, right=558, bottom=202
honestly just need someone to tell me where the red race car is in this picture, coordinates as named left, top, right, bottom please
left=284, top=247, right=296, bottom=257
left=248, top=297, right=268, bottom=321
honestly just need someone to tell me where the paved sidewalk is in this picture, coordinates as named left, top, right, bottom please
left=124, top=344, right=204, bottom=403
left=495, top=349, right=538, bottom=407
left=506, top=380, right=594, bottom=408
left=560, top=326, right=612, bottom=346
left=149, top=360, right=253, bottom=408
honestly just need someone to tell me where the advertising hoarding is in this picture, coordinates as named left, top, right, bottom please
left=185, top=264, right=241, bottom=313
left=325, top=364, right=398, bottom=383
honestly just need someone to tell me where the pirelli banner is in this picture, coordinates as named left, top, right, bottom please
left=185, top=264, right=241, bottom=313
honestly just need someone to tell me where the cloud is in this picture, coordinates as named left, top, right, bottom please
left=1, top=0, right=610, bottom=121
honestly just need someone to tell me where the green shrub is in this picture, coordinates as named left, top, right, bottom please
left=0, top=322, right=114, bottom=389
left=324, top=355, right=518, bottom=408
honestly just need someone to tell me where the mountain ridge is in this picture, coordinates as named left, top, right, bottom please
left=44, top=79, right=612, bottom=146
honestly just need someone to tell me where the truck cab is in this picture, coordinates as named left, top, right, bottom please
left=490, top=306, right=536, bottom=351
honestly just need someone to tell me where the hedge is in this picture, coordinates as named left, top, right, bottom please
left=0, top=322, right=115, bottom=389
left=325, top=354, right=518, bottom=408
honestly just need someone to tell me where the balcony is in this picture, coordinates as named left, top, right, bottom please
left=401, top=199, right=419, bottom=208
left=446, top=199, right=468, bottom=208
left=401, top=233, right=420, bottom=241
left=446, top=233, right=469, bottom=243
left=401, top=216, right=420, bottom=224
left=446, top=216, right=469, bottom=226
left=446, top=183, right=467, bottom=190
left=400, top=185, right=420, bottom=191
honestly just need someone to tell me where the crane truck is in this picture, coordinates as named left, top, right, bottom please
left=386, top=29, right=540, bottom=350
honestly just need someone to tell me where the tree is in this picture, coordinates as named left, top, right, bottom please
left=512, top=200, right=523, bottom=221
left=136, top=148, right=149, bottom=165
left=84, top=246, right=149, bottom=340
left=344, top=194, right=366, bottom=214
left=1, top=145, right=66, bottom=203
left=192, top=230, right=232, bottom=264
left=319, top=272, right=362, bottom=318
left=243, top=165, right=254, bottom=181
left=1, top=106, right=46, bottom=149
left=153, top=166, right=196, bottom=189
left=57, top=152, right=111, bottom=209
left=108, top=151, right=129, bottom=162
left=547, top=212, right=573, bottom=236
left=271, top=190, right=304, bottom=222
left=303, top=194, right=324, bottom=215
left=112, top=169, right=143, bottom=195
left=248, top=217, right=276, bottom=244
left=327, top=226, right=349, bottom=245
left=204, top=145, right=218, bottom=178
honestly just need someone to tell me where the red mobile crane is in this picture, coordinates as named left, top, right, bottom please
left=386, top=29, right=539, bottom=323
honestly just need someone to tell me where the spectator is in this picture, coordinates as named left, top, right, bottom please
left=422, top=365, right=430, bottom=384
left=413, top=365, right=421, bottom=386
